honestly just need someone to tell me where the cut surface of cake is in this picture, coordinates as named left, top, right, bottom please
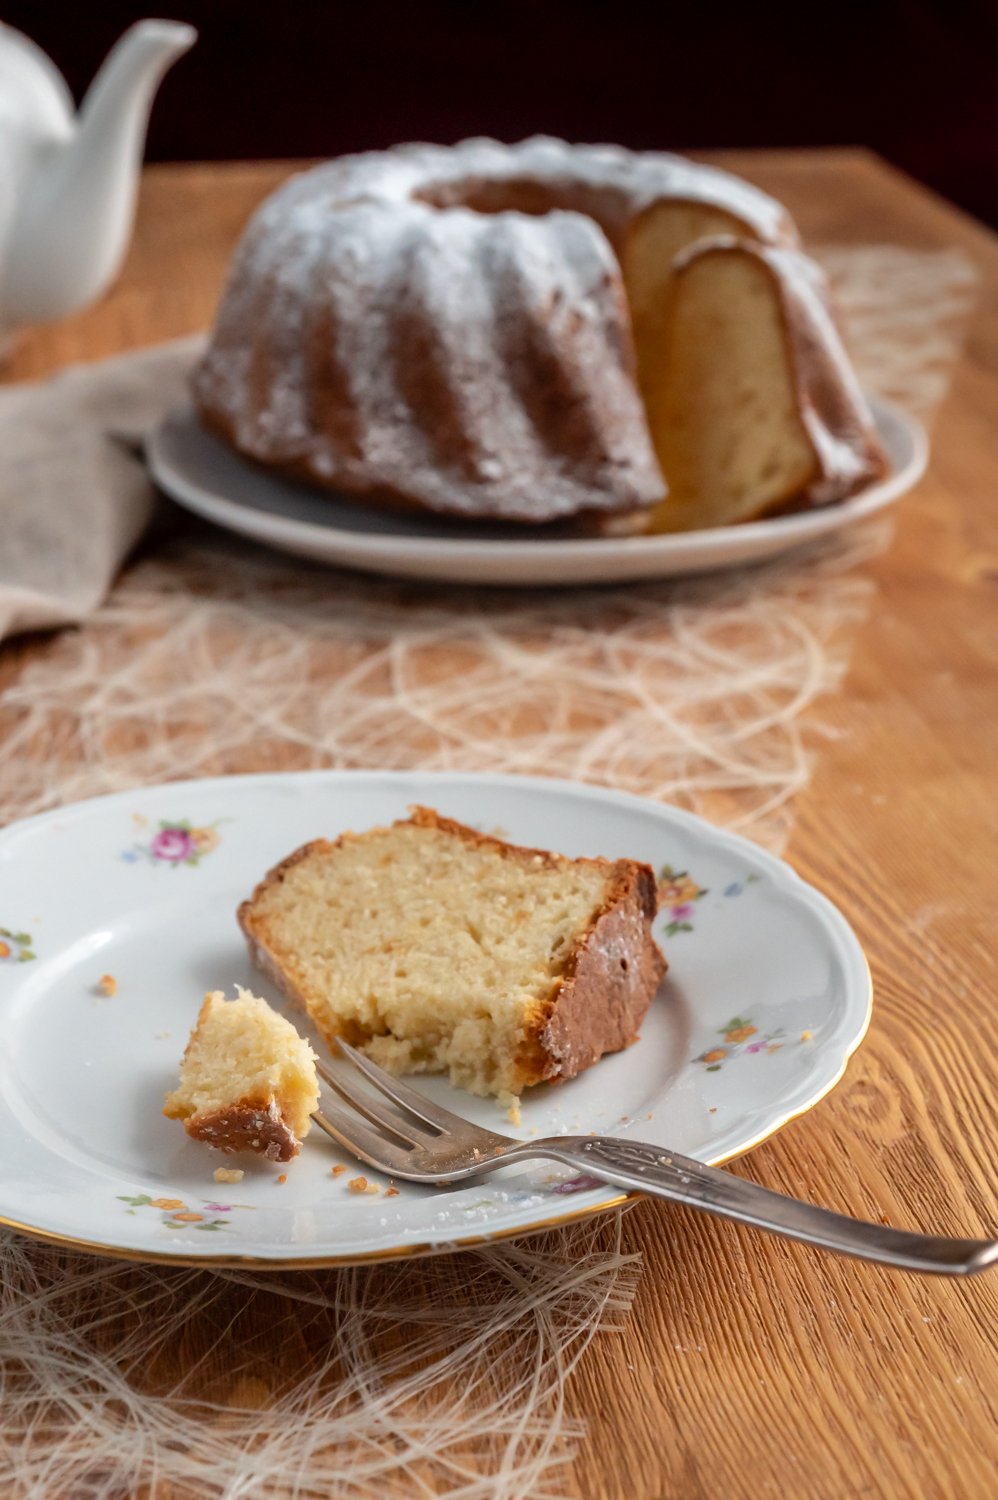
left=644, top=238, right=888, bottom=533
left=163, top=987, right=319, bottom=1162
left=238, top=806, right=666, bottom=1104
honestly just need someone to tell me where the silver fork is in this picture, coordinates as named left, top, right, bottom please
left=311, top=1040, right=998, bottom=1276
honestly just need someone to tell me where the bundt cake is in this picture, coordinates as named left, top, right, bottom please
left=163, top=987, right=320, bottom=1161
left=193, top=136, right=887, bottom=532
left=645, top=237, right=889, bottom=532
left=237, top=806, right=666, bottom=1105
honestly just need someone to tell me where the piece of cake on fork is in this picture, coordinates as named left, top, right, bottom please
left=163, top=987, right=319, bottom=1161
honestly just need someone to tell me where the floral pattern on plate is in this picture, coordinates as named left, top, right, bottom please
left=695, top=1014, right=794, bottom=1072
left=0, top=926, right=36, bottom=963
left=117, top=1191, right=256, bottom=1232
left=121, top=814, right=225, bottom=868
left=658, top=865, right=709, bottom=936
left=551, top=1174, right=605, bottom=1195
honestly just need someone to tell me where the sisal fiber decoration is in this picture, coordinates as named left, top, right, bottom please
left=0, top=1213, right=640, bottom=1500
left=0, top=244, right=979, bottom=1499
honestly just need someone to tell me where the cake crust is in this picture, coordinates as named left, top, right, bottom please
left=237, top=806, right=666, bottom=1095
left=536, top=861, right=662, bottom=1083
left=181, top=1097, right=300, bottom=1163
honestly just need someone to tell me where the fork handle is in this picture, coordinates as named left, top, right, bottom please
left=520, top=1136, right=998, bottom=1276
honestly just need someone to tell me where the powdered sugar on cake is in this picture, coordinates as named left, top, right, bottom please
left=193, top=136, right=799, bottom=526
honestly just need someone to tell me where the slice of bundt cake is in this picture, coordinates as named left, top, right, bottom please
left=164, top=987, right=319, bottom=1161
left=644, top=238, right=889, bottom=533
left=237, top=806, right=665, bottom=1105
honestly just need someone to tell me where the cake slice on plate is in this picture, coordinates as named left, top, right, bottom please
left=238, top=806, right=666, bottom=1107
left=163, top=987, right=319, bottom=1161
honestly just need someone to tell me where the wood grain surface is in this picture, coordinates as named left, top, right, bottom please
left=3, top=149, right=998, bottom=1500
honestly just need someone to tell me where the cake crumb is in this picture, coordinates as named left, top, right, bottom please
left=709, top=1107, right=717, bottom=1113
left=507, top=1104, right=522, bottom=1127
left=385, top=1181, right=400, bottom=1198
left=530, top=1127, right=538, bottom=1135
left=331, top=1164, right=347, bottom=1176
left=348, top=1176, right=379, bottom=1195
left=96, top=974, right=117, bottom=996
left=801, top=1030, right=813, bottom=1041
left=214, top=1167, right=243, bottom=1184
left=156, top=1031, right=170, bottom=1039
left=277, top=1173, right=287, bottom=1184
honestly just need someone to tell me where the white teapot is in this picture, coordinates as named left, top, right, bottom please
left=0, top=18, right=196, bottom=339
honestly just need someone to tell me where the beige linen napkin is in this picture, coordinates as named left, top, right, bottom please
left=0, top=334, right=204, bottom=641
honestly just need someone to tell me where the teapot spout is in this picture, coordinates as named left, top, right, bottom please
left=2, top=19, right=196, bottom=325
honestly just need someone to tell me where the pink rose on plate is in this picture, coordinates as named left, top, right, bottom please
left=150, top=826, right=194, bottom=863
left=670, top=903, right=695, bottom=921
left=552, top=1174, right=604, bottom=1195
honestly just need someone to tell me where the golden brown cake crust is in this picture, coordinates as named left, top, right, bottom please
left=179, top=1096, right=300, bottom=1162
left=533, top=860, right=664, bottom=1085
left=237, top=806, right=666, bottom=1090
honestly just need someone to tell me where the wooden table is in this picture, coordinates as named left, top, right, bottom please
left=4, top=149, right=998, bottom=1499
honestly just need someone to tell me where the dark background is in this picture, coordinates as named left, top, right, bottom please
left=8, top=1, right=998, bottom=229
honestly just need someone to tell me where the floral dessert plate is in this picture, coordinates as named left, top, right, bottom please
left=0, top=770, right=871, bottom=1267
left=148, top=397, right=926, bottom=587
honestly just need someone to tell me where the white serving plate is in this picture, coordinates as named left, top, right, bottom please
left=147, top=397, right=926, bottom=586
left=0, top=771, right=870, bottom=1267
